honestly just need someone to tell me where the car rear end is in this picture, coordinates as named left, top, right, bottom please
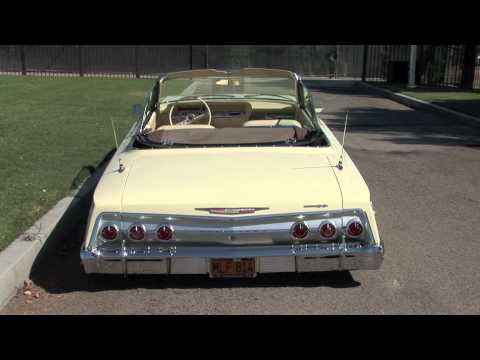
left=81, top=207, right=384, bottom=277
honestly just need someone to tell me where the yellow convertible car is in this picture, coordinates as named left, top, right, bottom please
left=81, top=68, right=384, bottom=277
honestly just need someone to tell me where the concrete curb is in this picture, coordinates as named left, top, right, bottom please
left=357, top=82, right=480, bottom=124
left=0, top=162, right=106, bottom=310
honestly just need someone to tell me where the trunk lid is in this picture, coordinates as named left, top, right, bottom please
left=121, top=149, right=342, bottom=215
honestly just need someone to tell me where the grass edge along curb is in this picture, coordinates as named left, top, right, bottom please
left=0, top=162, right=106, bottom=310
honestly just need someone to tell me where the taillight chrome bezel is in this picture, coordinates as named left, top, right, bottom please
left=318, top=221, right=337, bottom=239
left=128, top=224, right=146, bottom=241
left=290, top=221, right=309, bottom=240
left=100, top=224, right=119, bottom=241
left=156, top=224, right=174, bottom=241
left=345, top=219, right=364, bottom=238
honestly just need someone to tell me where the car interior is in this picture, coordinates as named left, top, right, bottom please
left=141, top=99, right=318, bottom=146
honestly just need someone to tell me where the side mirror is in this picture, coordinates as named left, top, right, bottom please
left=132, top=104, right=143, bottom=117
left=315, top=107, right=323, bottom=114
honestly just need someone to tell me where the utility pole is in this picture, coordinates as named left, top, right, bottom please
left=408, top=45, right=417, bottom=88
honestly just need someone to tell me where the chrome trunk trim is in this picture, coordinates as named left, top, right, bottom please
left=88, top=209, right=374, bottom=250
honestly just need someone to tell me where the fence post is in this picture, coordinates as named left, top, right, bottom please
left=135, top=46, right=140, bottom=78
left=20, top=45, right=26, bottom=75
left=78, top=45, right=83, bottom=77
left=361, top=45, right=368, bottom=82
left=205, top=45, right=209, bottom=68
left=408, top=45, right=417, bottom=88
left=190, top=45, right=193, bottom=69
left=461, top=45, right=476, bottom=90
left=416, top=45, right=424, bottom=84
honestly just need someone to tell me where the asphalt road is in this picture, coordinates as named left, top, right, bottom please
left=3, top=83, right=480, bottom=314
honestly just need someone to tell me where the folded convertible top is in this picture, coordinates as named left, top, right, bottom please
left=146, top=127, right=310, bottom=145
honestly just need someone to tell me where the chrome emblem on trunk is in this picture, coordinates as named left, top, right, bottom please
left=195, top=207, right=269, bottom=215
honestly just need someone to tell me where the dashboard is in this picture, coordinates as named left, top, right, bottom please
left=158, top=101, right=297, bottom=128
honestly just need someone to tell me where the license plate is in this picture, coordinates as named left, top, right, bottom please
left=209, top=258, right=256, bottom=278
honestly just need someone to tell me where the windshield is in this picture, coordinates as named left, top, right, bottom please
left=160, top=74, right=297, bottom=103
left=137, top=69, right=328, bottom=149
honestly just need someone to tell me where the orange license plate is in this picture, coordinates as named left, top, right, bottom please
left=210, top=258, right=256, bottom=278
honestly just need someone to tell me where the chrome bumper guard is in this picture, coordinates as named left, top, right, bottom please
left=81, top=242, right=384, bottom=275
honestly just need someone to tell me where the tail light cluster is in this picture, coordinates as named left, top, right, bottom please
left=319, top=222, right=336, bottom=238
left=291, top=222, right=309, bottom=239
left=129, top=225, right=145, bottom=241
left=347, top=221, right=363, bottom=237
left=100, top=224, right=174, bottom=241
left=290, top=219, right=364, bottom=240
left=100, top=219, right=363, bottom=242
left=101, top=225, right=118, bottom=241
left=157, top=225, right=173, bottom=240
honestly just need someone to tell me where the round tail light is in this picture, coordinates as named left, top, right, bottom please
left=101, top=225, right=118, bottom=241
left=319, top=222, right=336, bottom=238
left=129, top=225, right=145, bottom=241
left=291, top=222, right=309, bottom=239
left=347, top=221, right=363, bottom=237
left=157, top=225, right=173, bottom=241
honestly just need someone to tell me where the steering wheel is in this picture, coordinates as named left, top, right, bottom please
left=168, top=97, right=212, bottom=126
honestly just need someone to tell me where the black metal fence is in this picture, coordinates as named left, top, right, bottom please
left=0, top=45, right=365, bottom=79
left=475, top=52, right=480, bottom=89
left=0, top=45, right=478, bottom=89
left=363, top=45, right=411, bottom=82
left=0, top=45, right=192, bottom=78
left=417, top=45, right=465, bottom=87
left=365, top=44, right=479, bottom=89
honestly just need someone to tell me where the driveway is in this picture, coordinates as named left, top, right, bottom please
left=3, top=83, right=480, bottom=314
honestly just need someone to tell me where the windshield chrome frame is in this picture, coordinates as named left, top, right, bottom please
left=157, top=68, right=300, bottom=103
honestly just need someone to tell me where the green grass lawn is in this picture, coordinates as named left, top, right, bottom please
left=374, top=83, right=480, bottom=118
left=0, top=75, right=153, bottom=251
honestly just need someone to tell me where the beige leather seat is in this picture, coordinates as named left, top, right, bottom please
left=242, top=119, right=302, bottom=128
left=157, top=124, right=215, bottom=131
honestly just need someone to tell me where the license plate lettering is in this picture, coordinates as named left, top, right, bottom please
left=210, top=258, right=256, bottom=278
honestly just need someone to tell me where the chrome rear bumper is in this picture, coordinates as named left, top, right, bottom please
left=81, top=243, right=384, bottom=275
